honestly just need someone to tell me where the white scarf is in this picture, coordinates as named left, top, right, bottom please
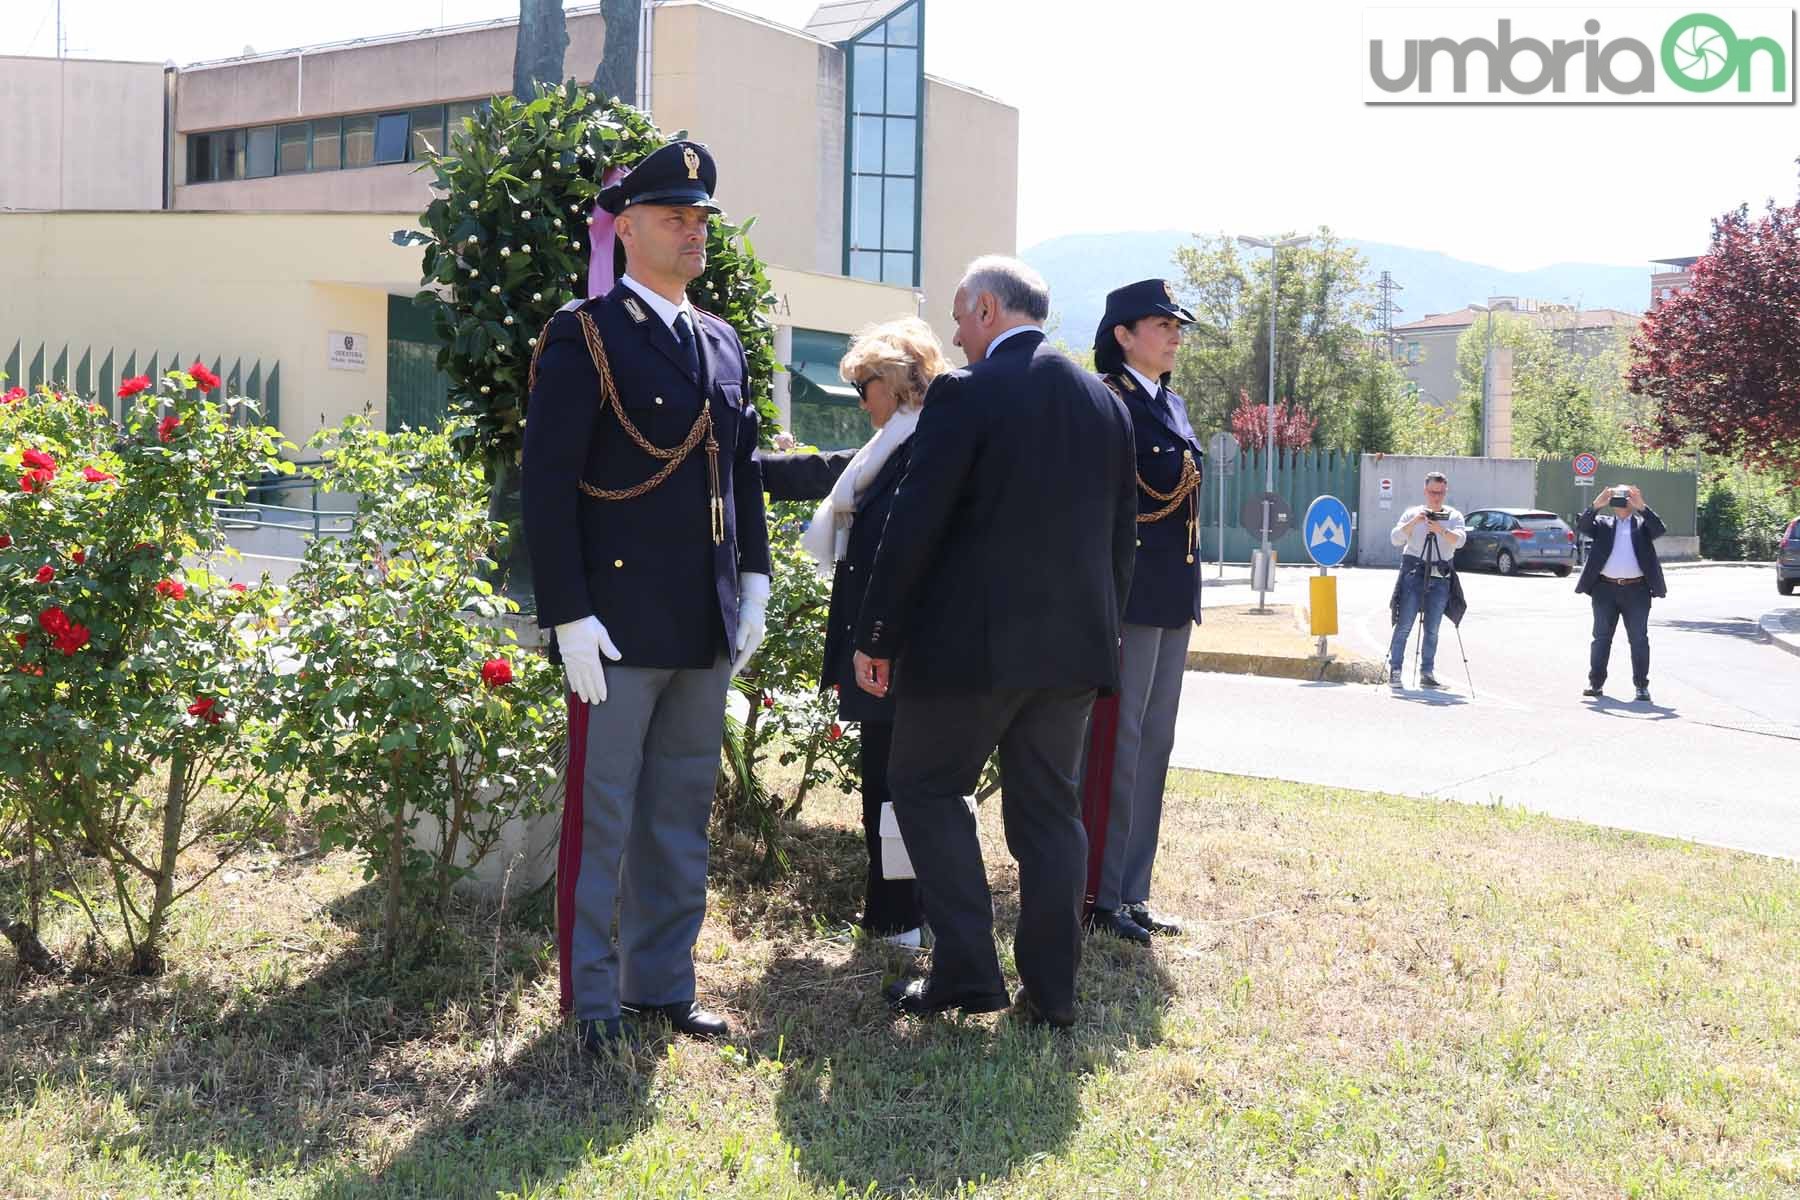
left=799, top=408, right=920, bottom=573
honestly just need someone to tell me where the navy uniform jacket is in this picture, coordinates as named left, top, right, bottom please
left=854, top=330, right=1137, bottom=695
left=1575, top=506, right=1667, bottom=598
left=522, top=282, right=770, bottom=668
left=1106, top=371, right=1205, bottom=628
left=759, top=443, right=909, bottom=724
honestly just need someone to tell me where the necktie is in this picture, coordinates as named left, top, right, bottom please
left=673, top=310, right=701, bottom=382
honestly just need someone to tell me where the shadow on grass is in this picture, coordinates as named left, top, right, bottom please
left=720, top=886, right=1177, bottom=1195
left=0, top=870, right=660, bottom=1198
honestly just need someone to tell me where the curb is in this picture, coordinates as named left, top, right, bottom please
left=1758, top=610, right=1800, bottom=659
left=1185, top=648, right=1386, bottom=684
left=1664, top=560, right=1775, bottom=570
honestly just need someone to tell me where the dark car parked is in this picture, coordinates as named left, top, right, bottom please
left=1779, top=517, right=1799, bottom=596
left=1455, top=508, right=1577, bottom=577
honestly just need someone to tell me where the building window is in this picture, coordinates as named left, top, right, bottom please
left=278, top=123, right=310, bottom=174
left=373, top=113, right=411, bottom=164
left=788, top=328, right=862, bottom=450
left=843, top=2, right=924, bottom=287
left=410, top=106, right=445, bottom=161
left=311, top=118, right=341, bottom=171
left=245, top=126, right=277, bottom=179
left=184, top=99, right=490, bottom=184
left=342, top=115, right=376, bottom=168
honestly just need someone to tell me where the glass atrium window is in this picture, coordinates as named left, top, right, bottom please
left=844, top=2, right=923, bottom=287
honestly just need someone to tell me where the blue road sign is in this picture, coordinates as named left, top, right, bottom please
left=1303, top=494, right=1351, bottom=567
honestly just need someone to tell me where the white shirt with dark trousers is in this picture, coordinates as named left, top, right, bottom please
left=1601, top=514, right=1644, bottom=580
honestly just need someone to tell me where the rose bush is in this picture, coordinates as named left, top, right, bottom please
left=276, top=418, right=564, bottom=960
left=0, top=370, right=294, bottom=974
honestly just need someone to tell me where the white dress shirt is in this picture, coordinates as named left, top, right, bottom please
left=1124, top=365, right=1164, bottom=400
left=984, top=323, right=1044, bottom=359
left=1600, top=513, right=1644, bottom=579
left=620, top=273, right=695, bottom=335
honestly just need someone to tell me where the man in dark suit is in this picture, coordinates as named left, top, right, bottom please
left=853, top=255, right=1137, bottom=1029
left=522, top=141, right=769, bottom=1052
left=1575, top=483, right=1666, bottom=704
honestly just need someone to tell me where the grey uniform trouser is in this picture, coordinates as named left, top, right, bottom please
left=1088, top=622, right=1188, bottom=911
left=556, top=655, right=731, bottom=1022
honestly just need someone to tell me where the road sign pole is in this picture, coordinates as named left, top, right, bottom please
left=1217, top=454, right=1225, bottom=579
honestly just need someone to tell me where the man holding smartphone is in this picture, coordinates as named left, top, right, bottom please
left=1575, top=483, right=1667, bottom=703
left=1388, top=472, right=1467, bottom=690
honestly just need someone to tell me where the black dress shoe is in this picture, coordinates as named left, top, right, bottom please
left=1088, top=907, right=1151, bottom=945
left=1635, top=686, right=1652, bottom=703
left=1010, top=987, right=1075, bottom=1030
left=1124, top=903, right=1183, bottom=937
left=622, top=1001, right=730, bottom=1040
left=577, top=1016, right=624, bottom=1054
left=1582, top=685, right=1604, bottom=698
left=885, top=978, right=1010, bottom=1017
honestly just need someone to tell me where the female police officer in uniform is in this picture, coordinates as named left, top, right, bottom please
left=1081, top=279, right=1202, bottom=945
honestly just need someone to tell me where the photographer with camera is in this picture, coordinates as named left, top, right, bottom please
left=1388, top=472, right=1467, bottom=690
left=1575, top=484, right=1666, bottom=704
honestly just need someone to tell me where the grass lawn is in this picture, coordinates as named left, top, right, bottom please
left=3, top=769, right=1799, bottom=1199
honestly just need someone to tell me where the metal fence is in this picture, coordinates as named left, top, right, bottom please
left=4, top=340, right=280, bottom=428
left=1199, top=447, right=1363, bottom=564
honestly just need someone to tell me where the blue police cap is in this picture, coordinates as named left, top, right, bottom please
left=1097, top=279, right=1197, bottom=334
left=598, top=140, right=721, bottom=215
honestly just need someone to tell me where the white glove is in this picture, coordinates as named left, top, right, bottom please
left=731, top=572, right=771, bottom=676
left=554, top=615, right=622, bottom=705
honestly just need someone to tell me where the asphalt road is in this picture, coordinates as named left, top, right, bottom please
left=1170, top=562, right=1800, bottom=858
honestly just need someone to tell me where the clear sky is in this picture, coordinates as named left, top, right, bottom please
left=6, top=0, right=1794, bottom=269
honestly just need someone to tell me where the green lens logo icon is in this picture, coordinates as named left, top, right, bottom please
left=1663, top=13, right=1738, bottom=91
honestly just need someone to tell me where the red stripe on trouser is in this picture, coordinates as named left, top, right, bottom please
left=1081, top=692, right=1121, bottom=913
left=557, top=692, right=590, bottom=1016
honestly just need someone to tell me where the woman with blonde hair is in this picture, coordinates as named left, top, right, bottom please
left=760, top=315, right=950, bottom=946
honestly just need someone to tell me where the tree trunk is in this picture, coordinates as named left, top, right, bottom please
left=134, top=748, right=190, bottom=975
left=594, top=0, right=642, bottom=103
left=513, top=0, right=571, bottom=101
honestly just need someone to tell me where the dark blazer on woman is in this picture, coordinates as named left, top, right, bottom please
left=758, top=442, right=913, bottom=723
left=1104, top=370, right=1204, bottom=628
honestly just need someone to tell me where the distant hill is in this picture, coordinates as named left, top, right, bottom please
left=1023, top=230, right=1651, bottom=349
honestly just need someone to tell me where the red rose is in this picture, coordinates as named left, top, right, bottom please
left=0, top=534, right=11, bottom=549
left=54, top=622, right=89, bottom=655
left=762, top=694, right=774, bottom=708
left=155, top=578, right=188, bottom=600
left=21, top=449, right=56, bottom=472
left=82, top=466, right=116, bottom=483
left=230, top=582, right=248, bottom=594
left=38, top=606, right=71, bottom=637
left=157, top=415, right=181, bottom=443
left=71, top=550, right=86, bottom=565
left=187, top=696, right=222, bottom=725
left=34, top=565, right=54, bottom=584
left=829, top=724, right=844, bottom=741
left=480, top=658, right=514, bottom=688
left=3, top=386, right=24, bottom=404
left=20, top=470, right=52, bottom=493
left=13, top=633, right=26, bottom=650
left=118, top=375, right=152, bottom=399
left=188, top=362, right=222, bottom=393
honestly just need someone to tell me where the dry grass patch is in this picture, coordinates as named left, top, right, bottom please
left=3, top=770, right=1797, bottom=1198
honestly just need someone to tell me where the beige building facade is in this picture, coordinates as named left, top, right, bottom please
left=4, top=1, right=1018, bottom=447
left=0, top=56, right=167, bottom=211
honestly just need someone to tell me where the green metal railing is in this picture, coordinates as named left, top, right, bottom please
left=4, top=340, right=280, bottom=428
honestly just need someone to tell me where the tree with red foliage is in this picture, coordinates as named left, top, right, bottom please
left=1229, top=389, right=1318, bottom=450
left=1629, top=181, right=1800, bottom=479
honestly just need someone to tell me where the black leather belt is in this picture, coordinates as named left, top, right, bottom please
left=1602, top=575, right=1644, bottom=584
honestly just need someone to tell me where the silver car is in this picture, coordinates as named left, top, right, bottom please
left=1456, top=508, right=1577, bottom=577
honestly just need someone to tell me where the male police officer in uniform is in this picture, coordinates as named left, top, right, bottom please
left=522, top=141, right=770, bottom=1052
left=1082, top=279, right=1202, bottom=946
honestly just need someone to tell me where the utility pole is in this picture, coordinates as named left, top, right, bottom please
left=1237, top=232, right=1313, bottom=611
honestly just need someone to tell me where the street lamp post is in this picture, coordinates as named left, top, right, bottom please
left=1237, top=233, right=1312, bottom=612
left=1468, top=302, right=1496, bottom=456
